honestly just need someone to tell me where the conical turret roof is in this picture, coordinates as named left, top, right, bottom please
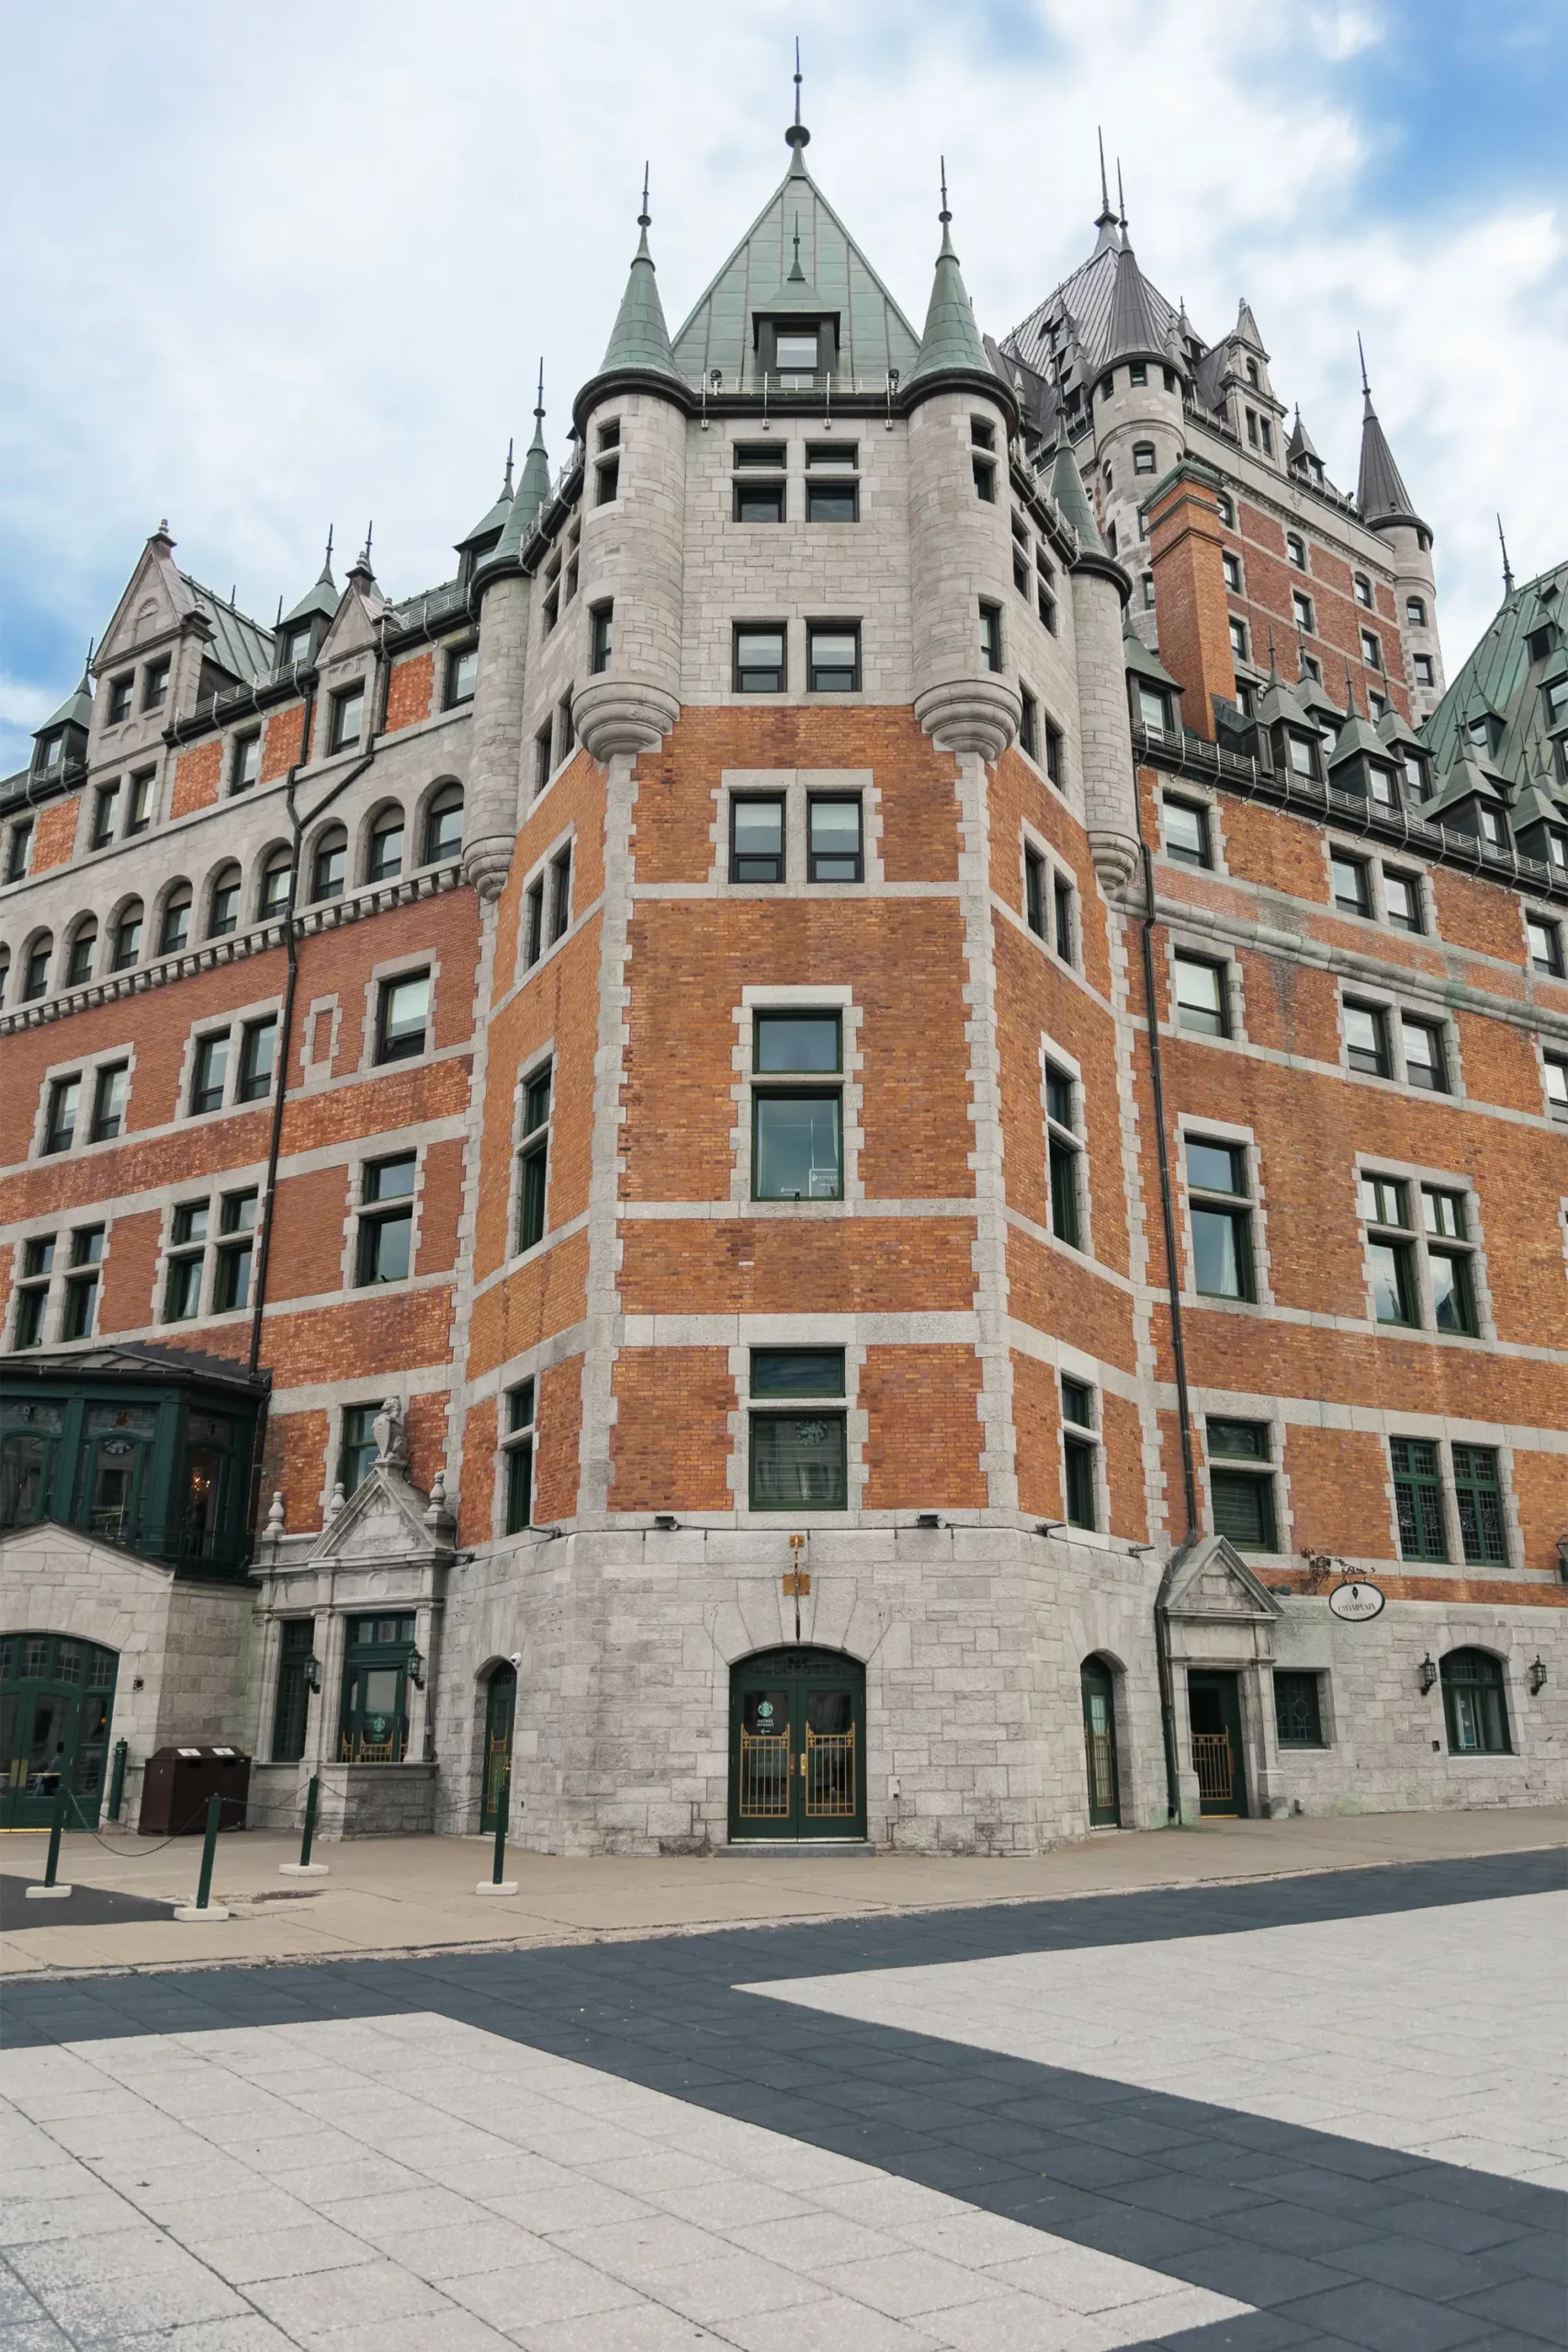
left=458, top=454, right=513, bottom=551
left=1102, top=243, right=1168, bottom=367
left=906, top=183, right=995, bottom=390
left=598, top=186, right=680, bottom=379
left=38, top=664, right=93, bottom=740
left=282, top=537, right=342, bottom=631
left=1049, top=424, right=1105, bottom=556
left=1355, top=348, right=1422, bottom=528
left=477, top=379, right=554, bottom=582
left=1287, top=405, right=1320, bottom=465
left=1234, top=297, right=1266, bottom=353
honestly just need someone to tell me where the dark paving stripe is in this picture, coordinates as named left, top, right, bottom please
left=0, top=1875, right=175, bottom=1933
left=2, top=1847, right=1562, bottom=2352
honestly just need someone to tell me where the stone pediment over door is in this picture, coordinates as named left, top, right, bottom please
left=305, top=1400, right=455, bottom=1575
left=1158, top=1532, right=1282, bottom=1627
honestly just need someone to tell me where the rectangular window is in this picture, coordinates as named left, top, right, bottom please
left=750, top=1348, right=847, bottom=1510
left=503, top=1380, right=536, bottom=1534
left=1414, top=653, right=1435, bottom=688
left=1545, top=1051, right=1568, bottom=1122
left=1402, top=1016, right=1448, bottom=1092
left=237, top=1017, right=277, bottom=1103
left=595, top=457, right=620, bottom=504
left=446, top=644, right=479, bottom=707
left=63, top=1226, right=105, bottom=1341
left=12, top=1236, right=54, bottom=1350
left=979, top=602, right=1003, bottom=673
left=142, top=659, right=170, bottom=712
left=1019, top=687, right=1039, bottom=761
left=1452, top=1443, right=1507, bottom=1565
left=516, top=1063, right=552, bottom=1252
left=356, top=1155, right=416, bottom=1286
left=1045, top=1061, right=1082, bottom=1250
left=557, top=692, right=575, bottom=760
left=590, top=602, right=614, bottom=673
left=330, top=687, right=364, bottom=752
left=775, top=328, right=820, bottom=380
left=524, top=878, right=545, bottom=968
left=1164, top=797, right=1212, bottom=869
left=1053, top=874, right=1075, bottom=965
left=1274, top=1671, right=1325, bottom=1747
left=1207, top=1419, right=1276, bottom=1548
left=807, top=625, right=860, bottom=693
left=190, top=1033, right=230, bottom=1115
left=734, top=626, right=785, bottom=693
left=973, top=456, right=997, bottom=501
left=1044, top=719, right=1064, bottom=786
left=806, top=479, right=858, bottom=523
left=732, top=442, right=777, bottom=466
left=1024, top=844, right=1046, bottom=938
left=808, top=797, right=862, bottom=883
left=378, top=972, right=430, bottom=1063
left=91, top=783, right=120, bottom=849
left=535, top=723, right=555, bottom=797
left=1222, top=550, right=1242, bottom=592
left=231, top=733, right=261, bottom=793
left=807, top=442, right=857, bottom=469
left=1528, top=914, right=1564, bottom=976
left=1423, top=1186, right=1477, bottom=1337
left=1228, top=616, right=1248, bottom=662
left=549, top=846, right=572, bottom=943
left=164, top=1201, right=209, bottom=1322
left=1383, top=870, right=1423, bottom=933
left=1062, top=1388, right=1097, bottom=1532
left=89, top=1064, right=128, bottom=1143
left=735, top=477, right=785, bottom=523
left=1173, top=953, right=1228, bottom=1037
left=213, top=1191, right=257, bottom=1311
left=1359, top=1171, right=1416, bottom=1326
left=1360, top=629, right=1382, bottom=672
left=44, top=1077, right=81, bottom=1156
left=731, top=797, right=784, bottom=884
left=597, top=420, right=620, bottom=451
left=753, top=1012, right=841, bottom=1202
left=1292, top=590, right=1313, bottom=633
left=340, top=1405, right=379, bottom=1497
left=1187, top=1137, right=1255, bottom=1302
left=1344, top=999, right=1392, bottom=1078
left=1391, top=1436, right=1447, bottom=1562
left=1331, top=853, right=1371, bottom=915
left=108, top=675, right=133, bottom=724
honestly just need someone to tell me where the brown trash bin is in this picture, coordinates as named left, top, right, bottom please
left=137, top=1745, right=252, bottom=1835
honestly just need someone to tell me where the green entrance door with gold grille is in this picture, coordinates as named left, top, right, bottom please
left=728, top=1648, right=865, bottom=1842
left=1, top=1633, right=118, bottom=1829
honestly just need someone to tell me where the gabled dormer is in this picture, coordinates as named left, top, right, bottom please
left=275, top=536, right=342, bottom=672
left=1326, top=705, right=1400, bottom=806
left=1377, top=707, right=1432, bottom=805
left=1257, top=666, right=1322, bottom=782
left=457, top=454, right=514, bottom=592
left=1512, top=762, right=1568, bottom=881
left=1426, top=753, right=1513, bottom=850
left=31, top=664, right=93, bottom=786
left=1123, top=628, right=1183, bottom=739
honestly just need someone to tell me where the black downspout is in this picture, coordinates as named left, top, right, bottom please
left=1135, top=814, right=1199, bottom=1824
left=245, top=641, right=386, bottom=1519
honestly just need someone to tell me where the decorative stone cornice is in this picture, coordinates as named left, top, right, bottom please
left=573, top=680, right=681, bottom=763
left=913, top=677, right=1021, bottom=764
left=461, top=839, right=514, bottom=902
left=1089, top=827, right=1141, bottom=898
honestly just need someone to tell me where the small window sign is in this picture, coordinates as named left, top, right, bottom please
left=177, top=1746, right=202, bottom=1758
left=211, top=1746, right=237, bottom=1757
left=1328, top=1580, right=1385, bottom=1622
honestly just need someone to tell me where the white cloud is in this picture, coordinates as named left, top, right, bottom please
left=0, top=0, right=1561, bottom=770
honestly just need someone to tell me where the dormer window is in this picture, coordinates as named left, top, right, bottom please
left=283, top=626, right=312, bottom=668
left=775, top=328, right=819, bottom=386
left=1246, top=358, right=1259, bottom=388
left=38, top=732, right=62, bottom=773
left=1306, top=456, right=1325, bottom=487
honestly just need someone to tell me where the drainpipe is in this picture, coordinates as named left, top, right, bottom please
left=246, top=634, right=386, bottom=1409
left=1135, top=815, right=1199, bottom=1824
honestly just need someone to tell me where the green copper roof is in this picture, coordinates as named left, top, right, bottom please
left=1122, top=626, right=1181, bottom=693
left=37, top=672, right=93, bottom=739
left=1049, top=433, right=1105, bottom=556
left=905, top=209, right=994, bottom=389
left=281, top=552, right=342, bottom=633
left=458, top=459, right=513, bottom=551
left=1423, top=557, right=1568, bottom=791
left=1426, top=752, right=1505, bottom=820
left=1327, top=710, right=1391, bottom=771
left=600, top=215, right=679, bottom=379
left=671, top=137, right=920, bottom=390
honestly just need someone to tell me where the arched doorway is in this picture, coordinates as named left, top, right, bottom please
left=480, top=1662, right=516, bottom=1832
left=728, top=1648, right=865, bottom=1843
left=1079, top=1657, right=1121, bottom=1826
left=1, top=1633, right=118, bottom=1829
left=1440, top=1650, right=1511, bottom=1755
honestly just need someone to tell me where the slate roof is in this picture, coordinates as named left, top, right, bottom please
left=1005, top=232, right=1184, bottom=400
left=181, top=577, right=275, bottom=683
left=1355, top=391, right=1421, bottom=528
left=905, top=214, right=995, bottom=389
left=671, top=140, right=920, bottom=390
left=36, top=671, right=94, bottom=740
left=5, top=1340, right=269, bottom=1394
left=1422, top=558, right=1568, bottom=796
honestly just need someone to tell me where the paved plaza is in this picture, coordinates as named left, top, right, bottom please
left=1, top=1841, right=1564, bottom=2349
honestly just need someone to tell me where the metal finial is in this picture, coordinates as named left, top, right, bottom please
left=276, top=595, right=283, bottom=626
left=1357, top=333, right=1370, bottom=397
left=362, top=522, right=373, bottom=570
left=503, top=436, right=514, bottom=496
left=535, top=358, right=546, bottom=421
left=1268, top=626, right=1279, bottom=677
left=1344, top=656, right=1357, bottom=716
left=786, top=38, right=810, bottom=151
left=939, top=155, right=950, bottom=225
left=324, top=524, right=334, bottom=574
left=1497, top=514, right=1515, bottom=595
left=1098, top=127, right=1109, bottom=213
left=1116, top=158, right=1126, bottom=229
left=638, top=163, right=650, bottom=230
left=794, top=35, right=801, bottom=124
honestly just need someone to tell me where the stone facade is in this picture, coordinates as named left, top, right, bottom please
left=3, top=112, right=1565, bottom=1846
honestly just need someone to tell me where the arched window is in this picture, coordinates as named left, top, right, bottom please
left=110, top=900, right=143, bottom=972
left=1406, top=596, right=1427, bottom=628
left=209, top=864, right=242, bottom=938
left=367, top=803, right=404, bottom=884
left=1440, top=1650, right=1511, bottom=1756
left=1353, top=573, right=1373, bottom=608
left=423, top=784, right=463, bottom=866
left=21, top=933, right=53, bottom=1001
left=310, top=823, right=347, bottom=903
left=258, top=848, right=293, bottom=921
left=160, top=886, right=193, bottom=955
left=66, top=919, right=98, bottom=987
left=1133, top=442, right=1156, bottom=476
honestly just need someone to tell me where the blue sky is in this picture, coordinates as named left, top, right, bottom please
left=2, top=0, right=1563, bottom=773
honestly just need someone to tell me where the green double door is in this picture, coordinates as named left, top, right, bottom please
left=1, top=1634, right=118, bottom=1829
left=729, top=1648, right=866, bottom=1842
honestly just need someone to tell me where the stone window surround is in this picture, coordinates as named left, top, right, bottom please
left=504, top=1040, right=556, bottom=1267
left=154, top=1182, right=263, bottom=1329
left=1159, top=784, right=1227, bottom=879
left=1176, top=1113, right=1275, bottom=1313
left=1334, top=980, right=1463, bottom=1102
left=727, top=1333, right=867, bottom=1522
left=1523, top=899, right=1566, bottom=975
left=1323, top=834, right=1432, bottom=937
left=1056, top=1368, right=1111, bottom=1544
left=1352, top=1152, right=1497, bottom=1349
left=1040, top=1031, right=1095, bottom=1265
left=1271, top=1663, right=1337, bottom=1749
left=358, top=948, right=441, bottom=1076
left=1018, top=821, right=1077, bottom=967
left=731, top=982, right=863, bottom=1213
left=82, top=762, right=163, bottom=854
left=5, top=1217, right=114, bottom=1353
left=1382, top=1430, right=1522, bottom=1578
left=1163, top=927, right=1247, bottom=1046
left=340, top=1140, right=428, bottom=1298
left=513, top=823, right=578, bottom=986
left=176, top=990, right=284, bottom=1119
left=711, top=773, right=883, bottom=897
left=1537, top=1040, right=1568, bottom=1126
left=1196, top=1403, right=1291, bottom=1562
left=29, top=1038, right=139, bottom=1161
left=1013, top=692, right=1069, bottom=797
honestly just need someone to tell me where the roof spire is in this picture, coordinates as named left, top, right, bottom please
left=1497, top=513, right=1515, bottom=596
left=905, top=159, right=993, bottom=390
left=1354, top=335, right=1423, bottom=529
left=595, top=175, right=679, bottom=378
left=503, top=437, right=514, bottom=497
left=320, top=525, right=334, bottom=583
left=1343, top=656, right=1358, bottom=717
left=1116, top=157, right=1127, bottom=231
left=786, top=36, right=810, bottom=164
left=1092, top=127, right=1120, bottom=253
left=1358, top=331, right=1371, bottom=399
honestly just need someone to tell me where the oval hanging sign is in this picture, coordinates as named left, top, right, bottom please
left=1328, top=1580, right=1386, bottom=1622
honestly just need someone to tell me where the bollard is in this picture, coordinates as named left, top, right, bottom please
left=107, top=1738, right=129, bottom=1824
left=175, top=1792, right=231, bottom=1921
left=475, top=1768, right=518, bottom=1895
left=25, top=1782, right=73, bottom=1901
left=279, top=1773, right=330, bottom=1877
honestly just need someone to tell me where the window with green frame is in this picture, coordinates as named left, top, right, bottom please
left=1273, top=1669, right=1325, bottom=1747
left=752, top=1012, right=842, bottom=1201
left=1207, top=1418, right=1277, bottom=1548
left=1440, top=1648, right=1511, bottom=1755
left=1451, top=1442, right=1507, bottom=1565
left=1391, top=1435, right=1446, bottom=1561
left=502, top=1380, right=536, bottom=1534
left=271, top=1619, right=315, bottom=1763
left=749, top=1348, right=847, bottom=1509
left=516, top=1063, right=552, bottom=1251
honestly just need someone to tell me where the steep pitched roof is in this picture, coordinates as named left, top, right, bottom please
left=182, top=577, right=275, bottom=682
left=671, top=138, right=920, bottom=390
left=905, top=198, right=994, bottom=390
left=37, top=669, right=94, bottom=739
left=1101, top=243, right=1168, bottom=367
left=1003, top=219, right=1182, bottom=396
left=1422, top=557, right=1568, bottom=791
left=599, top=204, right=680, bottom=379
left=1356, top=390, right=1421, bottom=528
left=281, top=543, right=342, bottom=632
left=1234, top=297, right=1266, bottom=354
left=1049, top=431, right=1105, bottom=556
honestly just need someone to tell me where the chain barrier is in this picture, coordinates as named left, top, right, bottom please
left=25, top=1781, right=513, bottom=1863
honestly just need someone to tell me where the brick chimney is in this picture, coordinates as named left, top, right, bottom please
left=1145, top=458, right=1236, bottom=741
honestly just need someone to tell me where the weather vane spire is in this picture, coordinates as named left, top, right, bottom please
left=638, top=162, right=650, bottom=230
left=787, top=37, right=810, bottom=153
left=1497, top=513, right=1514, bottom=595
left=535, top=357, right=546, bottom=421
left=940, top=154, right=950, bottom=224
